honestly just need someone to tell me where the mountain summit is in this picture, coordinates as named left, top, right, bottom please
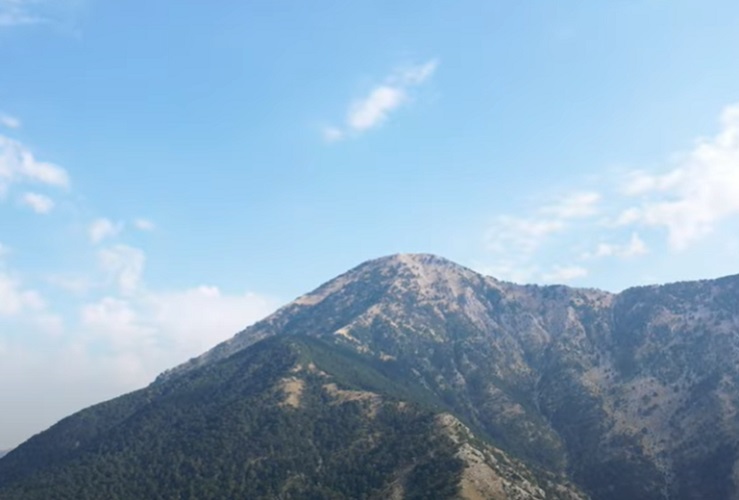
left=2, top=254, right=739, bottom=499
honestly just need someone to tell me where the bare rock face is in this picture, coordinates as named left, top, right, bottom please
left=4, top=254, right=739, bottom=499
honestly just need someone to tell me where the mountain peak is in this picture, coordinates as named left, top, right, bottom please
left=367, top=252, right=458, bottom=268
left=294, top=252, right=491, bottom=311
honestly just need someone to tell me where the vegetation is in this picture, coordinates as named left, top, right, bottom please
left=4, top=255, right=739, bottom=499
left=0, top=336, right=463, bottom=499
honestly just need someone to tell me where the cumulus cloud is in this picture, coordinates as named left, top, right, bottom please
left=324, top=59, right=439, bottom=141
left=618, top=104, right=739, bottom=250
left=20, top=191, right=54, bottom=214
left=89, top=218, right=122, bottom=244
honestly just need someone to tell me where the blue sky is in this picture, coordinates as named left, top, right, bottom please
left=2, top=0, right=739, bottom=448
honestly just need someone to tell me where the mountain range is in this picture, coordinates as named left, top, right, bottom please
left=1, top=254, right=738, bottom=499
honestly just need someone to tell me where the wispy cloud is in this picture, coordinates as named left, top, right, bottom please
left=323, top=59, right=439, bottom=142
left=541, top=192, right=601, bottom=219
left=0, top=135, right=70, bottom=197
left=0, top=0, right=51, bottom=27
left=133, top=218, right=155, bottom=231
left=541, top=265, right=589, bottom=283
left=89, top=218, right=122, bottom=244
left=98, top=244, right=144, bottom=295
left=483, top=192, right=604, bottom=284
left=0, top=0, right=83, bottom=28
left=586, top=233, right=648, bottom=259
left=486, top=215, right=566, bottom=255
left=20, top=191, right=54, bottom=214
left=481, top=104, right=739, bottom=287
left=486, top=191, right=601, bottom=256
left=0, top=113, right=20, bottom=129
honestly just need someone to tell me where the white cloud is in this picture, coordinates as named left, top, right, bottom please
left=477, top=261, right=540, bottom=284
left=541, top=192, right=601, bottom=219
left=481, top=189, right=633, bottom=285
left=0, top=272, right=44, bottom=316
left=0, top=135, right=70, bottom=195
left=20, top=191, right=54, bottom=214
left=480, top=105, right=739, bottom=288
left=322, top=126, right=344, bottom=143
left=590, top=233, right=648, bottom=259
left=89, top=218, right=122, bottom=244
left=0, top=0, right=85, bottom=28
left=144, top=286, right=277, bottom=355
left=486, top=215, right=565, bottom=255
left=33, top=313, right=64, bottom=337
left=324, top=59, right=439, bottom=141
left=0, top=113, right=20, bottom=129
left=486, top=191, right=601, bottom=256
left=392, top=59, right=439, bottom=86
left=542, top=265, right=589, bottom=283
left=133, top=218, right=155, bottom=231
left=46, top=274, right=92, bottom=294
left=0, top=4, right=41, bottom=27
left=0, top=109, right=281, bottom=450
left=0, top=238, right=279, bottom=449
left=97, top=244, right=145, bottom=294
left=347, top=86, right=406, bottom=132
left=81, top=297, right=156, bottom=350
left=619, top=104, right=739, bottom=250
left=78, top=286, right=278, bottom=368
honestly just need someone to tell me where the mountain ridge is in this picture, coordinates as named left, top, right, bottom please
left=3, top=253, right=739, bottom=499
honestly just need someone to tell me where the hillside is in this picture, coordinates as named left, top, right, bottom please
left=2, top=254, right=739, bottom=499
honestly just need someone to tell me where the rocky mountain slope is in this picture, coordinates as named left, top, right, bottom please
left=2, top=254, right=739, bottom=499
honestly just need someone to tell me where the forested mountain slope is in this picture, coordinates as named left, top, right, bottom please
left=2, top=254, right=738, bottom=499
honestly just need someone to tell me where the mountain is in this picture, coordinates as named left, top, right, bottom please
left=2, top=254, right=739, bottom=499
left=0, top=450, right=7, bottom=459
